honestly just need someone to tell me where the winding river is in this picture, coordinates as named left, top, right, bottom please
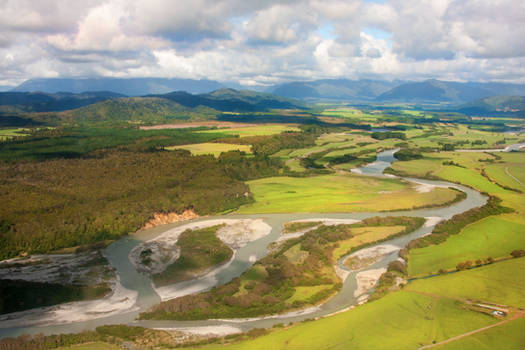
left=0, top=148, right=489, bottom=338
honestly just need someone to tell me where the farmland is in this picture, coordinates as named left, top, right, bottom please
left=167, top=142, right=252, bottom=156
left=236, top=174, right=463, bottom=213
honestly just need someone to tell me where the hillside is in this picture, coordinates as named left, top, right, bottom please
left=456, top=95, right=525, bottom=117
left=0, top=91, right=124, bottom=113
left=13, top=77, right=224, bottom=95
left=59, top=97, right=214, bottom=124
left=377, top=79, right=525, bottom=103
left=270, top=79, right=399, bottom=101
left=151, top=88, right=306, bottom=112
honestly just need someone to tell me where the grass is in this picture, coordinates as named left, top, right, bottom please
left=287, top=285, right=332, bottom=303
left=197, top=125, right=300, bottom=137
left=189, top=291, right=496, bottom=350
left=483, top=152, right=525, bottom=190
left=167, top=142, right=252, bottom=156
left=332, top=225, right=406, bottom=259
left=0, top=128, right=30, bottom=140
left=407, top=214, right=525, bottom=276
left=236, top=173, right=461, bottom=214
left=435, top=317, right=525, bottom=350
left=406, top=257, right=525, bottom=308
left=56, top=343, right=120, bottom=350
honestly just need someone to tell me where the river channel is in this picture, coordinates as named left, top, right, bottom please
left=0, top=148, right=489, bottom=338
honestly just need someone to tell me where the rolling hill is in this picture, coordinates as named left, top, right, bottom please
left=150, top=88, right=306, bottom=112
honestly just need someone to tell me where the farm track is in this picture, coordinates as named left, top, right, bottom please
left=417, top=310, right=525, bottom=349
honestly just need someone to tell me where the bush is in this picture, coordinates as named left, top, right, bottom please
left=511, top=250, right=525, bottom=258
left=456, top=260, right=473, bottom=270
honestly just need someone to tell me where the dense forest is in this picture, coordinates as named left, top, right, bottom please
left=0, top=149, right=284, bottom=259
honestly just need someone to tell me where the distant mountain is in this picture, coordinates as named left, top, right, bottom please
left=53, top=89, right=304, bottom=124
left=13, top=78, right=224, bottom=96
left=377, top=79, right=525, bottom=103
left=269, top=79, right=401, bottom=101
left=0, top=91, right=125, bottom=113
left=60, top=97, right=200, bottom=123
left=456, top=95, right=525, bottom=117
left=151, top=88, right=306, bottom=111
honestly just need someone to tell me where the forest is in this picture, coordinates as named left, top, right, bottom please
left=0, top=148, right=285, bottom=259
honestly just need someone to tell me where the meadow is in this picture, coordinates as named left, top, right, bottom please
left=56, top=343, right=119, bottom=350
left=406, top=257, right=525, bottom=308
left=407, top=214, right=525, bottom=276
left=197, top=124, right=300, bottom=137
left=236, top=173, right=462, bottom=214
left=0, top=128, right=30, bottom=140
left=167, top=142, right=252, bottom=157
left=435, top=317, right=525, bottom=350
left=187, top=291, right=497, bottom=350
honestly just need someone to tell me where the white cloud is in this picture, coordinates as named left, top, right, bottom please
left=0, top=0, right=525, bottom=86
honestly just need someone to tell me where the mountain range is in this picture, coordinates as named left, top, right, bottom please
left=12, top=78, right=224, bottom=95
left=0, top=91, right=124, bottom=113
left=9, top=78, right=525, bottom=104
left=456, top=95, right=525, bottom=117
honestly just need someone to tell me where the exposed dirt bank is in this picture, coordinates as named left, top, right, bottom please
left=141, top=210, right=199, bottom=231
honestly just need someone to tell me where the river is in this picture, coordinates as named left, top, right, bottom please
left=0, top=148, right=489, bottom=338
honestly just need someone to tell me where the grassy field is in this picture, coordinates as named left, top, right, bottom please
left=167, top=142, right=252, bottom=156
left=189, top=291, right=496, bottom=350
left=407, top=214, right=525, bottom=276
left=236, top=174, right=462, bottom=214
left=483, top=152, right=525, bottom=190
left=332, top=225, right=405, bottom=258
left=407, top=257, right=525, bottom=308
left=197, top=124, right=300, bottom=137
left=435, top=317, right=525, bottom=350
left=0, top=128, right=30, bottom=140
left=56, top=343, right=120, bottom=350
left=321, top=108, right=380, bottom=122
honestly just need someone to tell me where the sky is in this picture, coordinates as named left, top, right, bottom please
left=1, top=0, right=525, bottom=87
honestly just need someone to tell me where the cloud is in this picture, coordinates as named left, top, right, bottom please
left=0, top=0, right=525, bottom=86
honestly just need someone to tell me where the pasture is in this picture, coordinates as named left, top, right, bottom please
left=407, top=214, right=525, bottom=276
left=407, top=257, right=525, bottom=308
left=197, top=124, right=300, bottom=137
left=167, top=143, right=252, bottom=157
left=191, top=291, right=496, bottom=350
left=236, top=174, right=461, bottom=214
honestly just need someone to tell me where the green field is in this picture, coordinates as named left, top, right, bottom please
left=483, top=152, right=525, bottom=191
left=407, top=257, right=525, bottom=308
left=332, top=225, right=406, bottom=258
left=167, top=142, right=252, bottom=156
left=197, top=125, right=300, bottom=137
left=0, top=128, right=29, bottom=140
left=435, top=317, right=525, bottom=350
left=190, top=291, right=496, bottom=350
left=56, top=343, right=120, bottom=350
left=236, top=174, right=462, bottom=214
left=321, top=108, right=379, bottom=121
left=407, top=214, right=525, bottom=276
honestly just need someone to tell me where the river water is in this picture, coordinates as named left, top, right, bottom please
left=0, top=149, right=489, bottom=338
